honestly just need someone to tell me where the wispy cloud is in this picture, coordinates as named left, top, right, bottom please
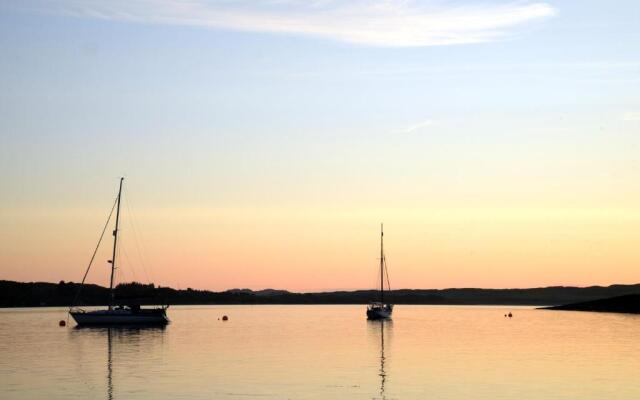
left=622, top=112, right=640, bottom=121
left=33, top=0, right=556, bottom=47
left=393, top=119, right=433, bottom=133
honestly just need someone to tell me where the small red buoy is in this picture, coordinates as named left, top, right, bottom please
left=222, top=315, right=228, bottom=321
left=59, top=320, right=66, bottom=327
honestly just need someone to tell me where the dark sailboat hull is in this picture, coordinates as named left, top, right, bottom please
left=71, top=308, right=169, bottom=326
left=367, top=304, right=393, bottom=320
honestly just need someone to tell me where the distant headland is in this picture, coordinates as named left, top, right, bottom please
left=542, top=294, right=640, bottom=314
left=2, top=280, right=640, bottom=308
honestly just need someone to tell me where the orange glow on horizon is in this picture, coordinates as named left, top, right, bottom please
left=1, top=205, right=638, bottom=292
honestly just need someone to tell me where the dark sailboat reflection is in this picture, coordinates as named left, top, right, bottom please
left=107, top=328, right=113, bottom=400
left=70, top=325, right=166, bottom=400
left=368, top=319, right=393, bottom=399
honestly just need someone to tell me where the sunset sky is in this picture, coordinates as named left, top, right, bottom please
left=1, top=1, right=639, bottom=291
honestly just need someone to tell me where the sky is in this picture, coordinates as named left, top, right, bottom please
left=0, top=0, right=639, bottom=291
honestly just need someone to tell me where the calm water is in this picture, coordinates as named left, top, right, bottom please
left=1, top=305, right=639, bottom=399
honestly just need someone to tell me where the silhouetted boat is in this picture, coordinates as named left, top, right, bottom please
left=70, top=178, right=169, bottom=326
left=367, top=224, right=393, bottom=320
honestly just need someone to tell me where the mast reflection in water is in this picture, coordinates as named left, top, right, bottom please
left=369, top=319, right=392, bottom=400
left=107, top=329, right=113, bottom=400
left=70, top=325, right=166, bottom=400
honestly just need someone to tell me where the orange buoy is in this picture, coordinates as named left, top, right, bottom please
left=59, top=320, right=66, bottom=327
left=222, top=315, right=229, bottom=321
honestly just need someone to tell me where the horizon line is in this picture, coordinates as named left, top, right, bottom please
left=7, top=279, right=640, bottom=293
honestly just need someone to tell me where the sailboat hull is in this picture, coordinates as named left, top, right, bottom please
left=367, top=304, right=393, bottom=320
left=71, top=309, right=169, bottom=326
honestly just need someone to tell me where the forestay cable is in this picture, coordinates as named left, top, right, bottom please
left=69, top=197, right=118, bottom=311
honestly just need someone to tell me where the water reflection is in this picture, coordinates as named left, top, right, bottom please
left=368, top=320, right=393, bottom=399
left=70, top=325, right=166, bottom=400
left=4, top=307, right=640, bottom=400
left=107, top=329, right=112, bottom=400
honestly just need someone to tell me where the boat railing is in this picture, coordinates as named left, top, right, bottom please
left=368, top=302, right=393, bottom=309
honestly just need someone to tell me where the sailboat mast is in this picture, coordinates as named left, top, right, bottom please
left=108, top=177, right=124, bottom=310
left=380, top=223, right=384, bottom=304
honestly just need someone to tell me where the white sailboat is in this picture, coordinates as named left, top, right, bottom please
left=366, top=224, right=393, bottom=320
left=70, top=178, right=169, bottom=326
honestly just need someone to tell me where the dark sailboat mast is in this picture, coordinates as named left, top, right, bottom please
left=108, top=177, right=124, bottom=310
left=380, top=223, right=384, bottom=304
left=366, top=223, right=393, bottom=320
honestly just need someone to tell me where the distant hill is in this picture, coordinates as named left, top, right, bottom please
left=2, top=280, right=640, bottom=308
left=226, top=288, right=291, bottom=297
left=542, top=294, right=640, bottom=314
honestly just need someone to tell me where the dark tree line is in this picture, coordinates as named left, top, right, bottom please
left=2, top=279, right=640, bottom=307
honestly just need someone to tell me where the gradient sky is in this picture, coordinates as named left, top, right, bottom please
left=1, top=1, right=639, bottom=291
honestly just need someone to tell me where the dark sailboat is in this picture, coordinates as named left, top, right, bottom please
left=366, top=224, right=393, bottom=320
left=70, top=178, right=169, bottom=326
